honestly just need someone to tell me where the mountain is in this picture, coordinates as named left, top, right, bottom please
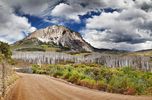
left=13, top=25, right=93, bottom=52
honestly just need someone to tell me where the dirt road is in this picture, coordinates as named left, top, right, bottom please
left=5, top=73, right=152, bottom=100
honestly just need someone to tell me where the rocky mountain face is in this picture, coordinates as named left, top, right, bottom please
left=22, top=25, right=93, bottom=52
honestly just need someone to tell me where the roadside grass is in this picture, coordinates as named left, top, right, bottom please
left=6, top=73, right=19, bottom=86
left=32, top=64, right=152, bottom=95
left=0, top=73, right=19, bottom=100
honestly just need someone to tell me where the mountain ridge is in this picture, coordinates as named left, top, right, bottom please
left=14, top=25, right=93, bottom=52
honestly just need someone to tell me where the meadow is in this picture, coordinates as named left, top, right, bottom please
left=32, top=63, right=152, bottom=95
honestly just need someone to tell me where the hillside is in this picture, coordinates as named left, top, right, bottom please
left=127, top=49, right=152, bottom=56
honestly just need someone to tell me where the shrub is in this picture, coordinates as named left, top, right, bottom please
left=63, top=70, right=71, bottom=79
left=146, top=87, right=152, bottom=95
left=52, top=70, right=63, bottom=78
left=32, top=64, right=40, bottom=73
left=36, top=69, right=46, bottom=74
left=108, top=75, right=128, bottom=93
left=96, top=80, right=107, bottom=91
left=68, top=70, right=81, bottom=83
left=79, top=78, right=96, bottom=89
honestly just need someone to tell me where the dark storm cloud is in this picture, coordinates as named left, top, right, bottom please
left=66, top=0, right=106, bottom=8
left=107, top=34, right=150, bottom=44
left=134, top=0, right=152, bottom=12
left=5, top=0, right=60, bottom=16
left=141, top=2, right=152, bottom=12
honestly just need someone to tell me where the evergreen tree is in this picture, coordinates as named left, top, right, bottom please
left=0, top=41, right=12, bottom=60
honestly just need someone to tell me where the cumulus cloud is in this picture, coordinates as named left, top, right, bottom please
left=0, top=1, right=36, bottom=43
left=82, top=29, right=152, bottom=51
left=3, top=0, right=152, bottom=22
left=83, top=7, right=152, bottom=51
left=82, top=0, right=152, bottom=51
left=51, top=3, right=82, bottom=22
left=51, top=1, right=105, bottom=22
left=50, top=0, right=109, bottom=22
left=50, top=0, right=152, bottom=23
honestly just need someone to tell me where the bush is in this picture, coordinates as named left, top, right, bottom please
left=68, top=70, right=80, bottom=83
left=68, top=70, right=85, bottom=84
left=32, top=64, right=40, bottom=73
left=63, top=70, right=71, bottom=79
left=146, top=87, right=152, bottom=95
left=53, top=70, right=63, bottom=77
left=79, top=78, right=96, bottom=89
left=96, top=80, right=107, bottom=91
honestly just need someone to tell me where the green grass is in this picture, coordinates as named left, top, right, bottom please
left=67, top=51, right=91, bottom=55
left=16, top=48, right=46, bottom=51
left=11, top=38, right=72, bottom=52
left=32, top=64, right=152, bottom=95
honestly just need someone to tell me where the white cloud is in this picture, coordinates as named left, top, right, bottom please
left=0, top=1, right=36, bottom=43
left=82, top=7, right=152, bottom=51
left=51, top=3, right=81, bottom=22
left=50, top=0, right=106, bottom=22
left=51, top=3, right=97, bottom=22
left=3, top=0, right=152, bottom=22
left=82, top=29, right=152, bottom=51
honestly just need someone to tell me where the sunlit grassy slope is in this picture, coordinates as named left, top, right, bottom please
left=11, top=38, right=65, bottom=52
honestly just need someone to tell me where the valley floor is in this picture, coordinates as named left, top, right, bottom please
left=5, top=73, right=152, bottom=100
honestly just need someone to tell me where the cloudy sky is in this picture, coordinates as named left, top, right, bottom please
left=0, top=0, right=152, bottom=51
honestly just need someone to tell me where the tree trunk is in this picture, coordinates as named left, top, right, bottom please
left=2, top=61, right=6, bottom=97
